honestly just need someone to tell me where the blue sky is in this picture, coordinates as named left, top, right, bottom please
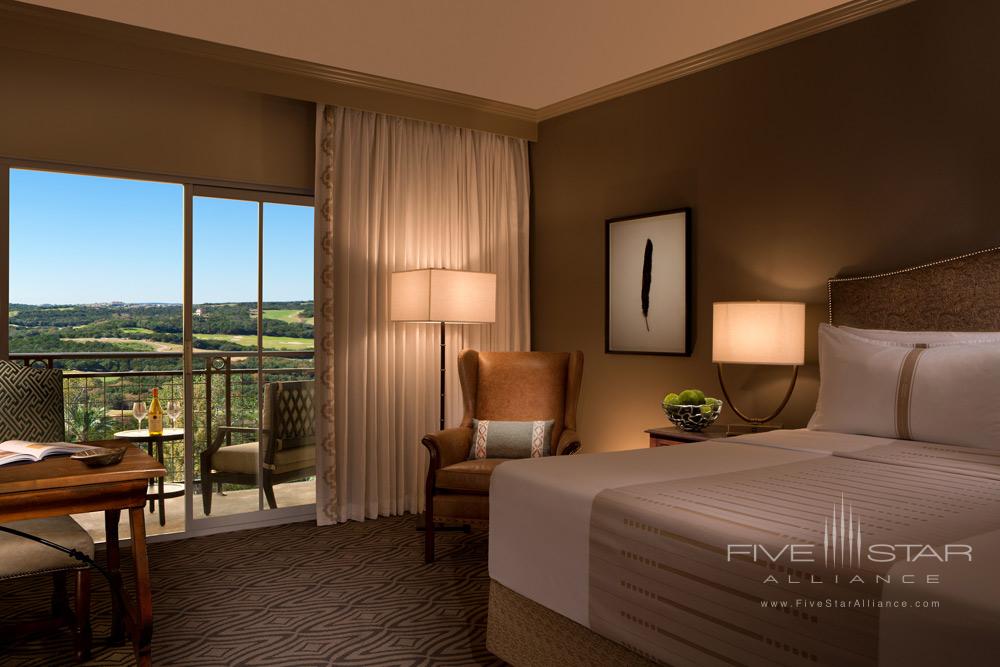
left=10, top=169, right=313, bottom=304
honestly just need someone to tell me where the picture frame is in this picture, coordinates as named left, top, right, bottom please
left=605, top=208, right=691, bottom=356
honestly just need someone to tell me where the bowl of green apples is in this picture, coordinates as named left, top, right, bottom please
left=661, top=389, right=722, bottom=432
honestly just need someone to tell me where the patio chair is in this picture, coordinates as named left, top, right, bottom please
left=200, top=379, right=315, bottom=514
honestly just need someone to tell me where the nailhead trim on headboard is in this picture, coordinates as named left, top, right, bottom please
left=827, top=246, right=1000, bottom=327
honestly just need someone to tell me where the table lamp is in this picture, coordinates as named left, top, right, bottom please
left=712, top=301, right=805, bottom=425
left=391, top=269, right=496, bottom=429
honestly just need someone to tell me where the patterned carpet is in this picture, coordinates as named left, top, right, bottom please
left=0, top=515, right=503, bottom=666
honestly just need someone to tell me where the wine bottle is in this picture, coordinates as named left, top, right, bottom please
left=148, top=388, right=164, bottom=436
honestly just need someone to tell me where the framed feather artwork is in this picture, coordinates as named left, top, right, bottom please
left=605, top=208, right=691, bottom=356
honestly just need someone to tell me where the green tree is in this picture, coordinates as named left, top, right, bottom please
left=64, top=404, right=118, bottom=442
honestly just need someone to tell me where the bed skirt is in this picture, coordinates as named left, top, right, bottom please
left=486, top=579, right=660, bottom=667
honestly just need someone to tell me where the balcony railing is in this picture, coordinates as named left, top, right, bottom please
left=11, top=350, right=314, bottom=486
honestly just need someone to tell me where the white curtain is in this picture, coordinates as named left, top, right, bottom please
left=315, top=105, right=531, bottom=525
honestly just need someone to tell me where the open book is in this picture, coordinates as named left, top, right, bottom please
left=0, top=440, right=91, bottom=466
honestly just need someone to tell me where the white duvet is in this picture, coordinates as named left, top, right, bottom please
left=489, top=429, right=851, bottom=625
left=488, top=429, right=1000, bottom=665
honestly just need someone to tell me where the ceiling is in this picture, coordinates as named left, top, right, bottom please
left=21, top=0, right=851, bottom=110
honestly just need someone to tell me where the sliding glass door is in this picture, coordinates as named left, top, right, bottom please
left=184, top=187, right=315, bottom=531
left=6, top=167, right=186, bottom=541
left=1, top=161, right=315, bottom=541
left=261, top=202, right=316, bottom=510
left=190, top=194, right=261, bottom=520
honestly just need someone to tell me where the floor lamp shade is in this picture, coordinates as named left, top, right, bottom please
left=712, top=301, right=805, bottom=366
left=391, top=268, right=496, bottom=432
left=391, top=269, right=497, bottom=324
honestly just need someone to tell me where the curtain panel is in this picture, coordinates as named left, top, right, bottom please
left=315, top=105, right=531, bottom=525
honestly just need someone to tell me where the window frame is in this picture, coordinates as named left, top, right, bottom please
left=1, top=157, right=316, bottom=540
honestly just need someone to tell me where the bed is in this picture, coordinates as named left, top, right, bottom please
left=486, top=247, right=1000, bottom=667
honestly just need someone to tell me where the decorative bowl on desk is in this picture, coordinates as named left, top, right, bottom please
left=661, top=389, right=723, bottom=432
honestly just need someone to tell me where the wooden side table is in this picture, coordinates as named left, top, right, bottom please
left=646, top=424, right=781, bottom=447
left=646, top=425, right=730, bottom=447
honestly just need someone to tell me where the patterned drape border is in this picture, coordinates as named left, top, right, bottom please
left=313, top=104, right=530, bottom=523
left=315, top=105, right=338, bottom=525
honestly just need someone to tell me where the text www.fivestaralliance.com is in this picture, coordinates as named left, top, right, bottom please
left=762, top=599, right=940, bottom=609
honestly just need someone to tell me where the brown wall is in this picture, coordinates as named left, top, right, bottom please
left=0, top=1, right=535, bottom=142
left=0, top=46, right=315, bottom=191
left=531, top=0, right=1000, bottom=452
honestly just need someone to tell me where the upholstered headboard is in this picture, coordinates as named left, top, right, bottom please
left=828, top=246, right=1000, bottom=330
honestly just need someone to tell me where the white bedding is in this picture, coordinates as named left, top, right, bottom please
left=489, top=429, right=851, bottom=626
left=724, top=427, right=903, bottom=454
left=489, top=429, right=1000, bottom=665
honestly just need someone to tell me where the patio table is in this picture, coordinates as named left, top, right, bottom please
left=114, top=428, right=184, bottom=527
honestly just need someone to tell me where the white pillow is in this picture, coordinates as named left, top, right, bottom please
left=838, top=325, right=1000, bottom=345
left=809, top=324, right=1000, bottom=449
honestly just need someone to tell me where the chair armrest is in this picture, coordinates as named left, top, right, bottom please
left=421, top=427, right=473, bottom=471
left=556, top=429, right=581, bottom=456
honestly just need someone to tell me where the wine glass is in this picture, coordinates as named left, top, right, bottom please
left=166, top=401, right=181, bottom=430
left=132, top=401, right=147, bottom=431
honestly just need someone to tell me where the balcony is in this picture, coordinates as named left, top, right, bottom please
left=11, top=350, right=316, bottom=539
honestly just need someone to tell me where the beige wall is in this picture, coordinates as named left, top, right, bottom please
left=0, top=46, right=314, bottom=191
left=531, top=0, right=1000, bottom=452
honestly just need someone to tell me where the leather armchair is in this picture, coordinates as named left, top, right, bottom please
left=421, top=350, right=583, bottom=563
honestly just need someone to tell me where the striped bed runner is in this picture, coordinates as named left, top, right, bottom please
left=589, top=442, right=1000, bottom=666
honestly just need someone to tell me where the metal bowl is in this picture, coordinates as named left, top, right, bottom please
left=663, top=402, right=723, bottom=432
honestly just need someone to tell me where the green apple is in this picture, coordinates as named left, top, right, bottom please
left=662, top=392, right=680, bottom=406
left=699, top=404, right=714, bottom=415
left=678, top=389, right=705, bottom=405
left=705, top=397, right=722, bottom=406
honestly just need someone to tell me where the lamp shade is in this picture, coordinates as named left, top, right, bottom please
left=390, top=269, right=496, bottom=323
left=712, top=301, right=805, bottom=365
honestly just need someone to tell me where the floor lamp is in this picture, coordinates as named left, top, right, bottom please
left=390, top=269, right=497, bottom=430
left=712, top=301, right=805, bottom=426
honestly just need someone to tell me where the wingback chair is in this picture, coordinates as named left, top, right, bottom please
left=201, top=379, right=315, bottom=514
left=421, top=350, right=583, bottom=563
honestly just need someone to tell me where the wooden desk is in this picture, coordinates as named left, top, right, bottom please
left=0, top=441, right=164, bottom=666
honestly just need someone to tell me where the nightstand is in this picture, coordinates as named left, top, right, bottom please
left=645, top=424, right=781, bottom=447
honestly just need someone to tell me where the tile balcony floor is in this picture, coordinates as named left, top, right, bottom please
left=73, top=479, right=316, bottom=542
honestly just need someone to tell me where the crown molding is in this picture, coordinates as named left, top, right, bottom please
left=0, top=0, right=537, bottom=139
left=535, top=0, right=915, bottom=121
left=1, top=0, right=913, bottom=135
